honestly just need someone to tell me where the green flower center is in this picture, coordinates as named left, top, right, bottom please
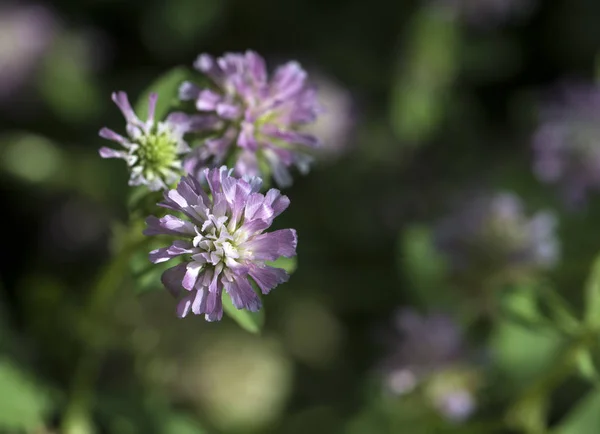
left=136, top=130, right=178, bottom=174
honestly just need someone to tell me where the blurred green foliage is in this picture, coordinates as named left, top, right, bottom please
left=4, top=0, right=600, bottom=433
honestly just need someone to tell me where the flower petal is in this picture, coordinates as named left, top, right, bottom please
left=143, top=215, right=196, bottom=236
left=224, top=277, right=262, bottom=311
left=161, top=263, right=187, bottom=297
left=182, top=261, right=203, bottom=291
left=245, top=229, right=297, bottom=261
left=205, top=289, right=224, bottom=321
left=248, top=264, right=289, bottom=294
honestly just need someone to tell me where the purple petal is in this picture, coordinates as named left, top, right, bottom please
left=244, top=192, right=268, bottom=221
left=205, top=166, right=230, bottom=196
left=224, top=277, right=262, bottom=311
left=216, top=102, right=242, bottom=120
left=191, top=288, right=208, bottom=315
left=248, top=264, right=289, bottom=294
left=161, top=263, right=187, bottom=297
left=262, top=124, right=320, bottom=147
left=99, top=127, right=127, bottom=145
left=98, top=147, right=127, bottom=159
left=238, top=121, right=257, bottom=150
left=245, top=50, right=267, bottom=85
left=240, top=218, right=271, bottom=235
left=245, top=229, right=297, bottom=261
left=205, top=289, right=224, bottom=321
left=179, top=81, right=201, bottom=101
left=176, top=292, right=194, bottom=318
left=149, top=247, right=176, bottom=264
left=182, top=262, right=203, bottom=291
left=111, top=91, right=140, bottom=125
left=234, top=150, right=260, bottom=178
left=270, top=61, right=307, bottom=101
left=146, top=92, right=158, bottom=124
left=144, top=215, right=196, bottom=236
left=264, top=189, right=290, bottom=217
left=167, top=240, right=196, bottom=256
left=196, top=89, right=222, bottom=111
left=193, top=53, right=221, bottom=80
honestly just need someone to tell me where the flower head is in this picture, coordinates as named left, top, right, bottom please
left=304, top=74, right=356, bottom=159
left=180, top=51, right=322, bottom=187
left=0, top=3, right=57, bottom=101
left=533, top=82, right=600, bottom=206
left=380, top=309, right=479, bottom=421
left=99, top=92, right=204, bottom=191
left=434, top=191, right=559, bottom=283
left=144, top=167, right=297, bottom=321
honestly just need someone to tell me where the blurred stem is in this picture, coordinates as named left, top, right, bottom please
left=505, top=330, right=597, bottom=434
left=61, top=221, right=146, bottom=434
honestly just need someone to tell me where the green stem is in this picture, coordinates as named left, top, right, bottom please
left=506, top=331, right=596, bottom=434
left=61, top=224, right=146, bottom=434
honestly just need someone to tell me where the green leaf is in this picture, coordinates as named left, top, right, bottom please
left=222, top=283, right=265, bottom=334
left=134, top=66, right=194, bottom=121
left=575, top=348, right=600, bottom=384
left=0, top=359, right=53, bottom=431
left=584, top=254, right=600, bottom=329
left=399, top=225, right=449, bottom=307
left=163, top=413, right=207, bottom=434
left=266, top=256, right=298, bottom=274
left=553, top=388, right=600, bottom=434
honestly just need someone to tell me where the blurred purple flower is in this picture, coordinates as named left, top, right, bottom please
left=533, top=82, right=600, bottom=207
left=180, top=51, right=322, bottom=187
left=434, top=192, right=559, bottom=281
left=144, top=167, right=297, bottom=321
left=305, top=74, right=356, bottom=159
left=381, top=309, right=478, bottom=421
left=99, top=92, right=207, bottom=191
left=0, top=3, right=57, bottom=100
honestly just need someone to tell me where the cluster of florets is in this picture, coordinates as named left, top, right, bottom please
left=380, top=309, right=480, bottom=422
left=98, top=50, right=335, bottom=320
left=100, top=50, right=324, bottom=191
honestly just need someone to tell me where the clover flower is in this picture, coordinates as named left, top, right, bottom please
left=532, top=83, right=600, bottom=206
left=381, top=309, right=479, bottom=421
left=180, top=50, right=322, bottom=187
left=0, top=3, right=57, bottom=101
left=99, top=91, right=205, bottom=191
left=144, top=167, right=297, bottom=321
left=434, top=192, right=559, bottom=283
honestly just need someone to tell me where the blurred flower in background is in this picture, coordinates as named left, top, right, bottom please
left=173, top=331, right=293, bottom=432
left=305, top=73, right=356, bottom=159
left=434, top=191, right=559, bottom=288
left=532, top=82, right=600, bottom=207
left=436, top=0, right=536, bottom=27
left=380, top=309, right=479, bottom=421
left=181, top=51, right=322, bottom=187
left=0, top=3, right=57, bottom=102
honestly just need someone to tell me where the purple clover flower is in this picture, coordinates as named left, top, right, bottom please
left=180, top=51, right=322, bottom=187
left=144, top=166, right=297, bottom=321
left=533, top=82, right=600, bottom=207
left=0, top=3, right=57, bottom=102
left=434, top=192, right=559, bottom=282
left=381, top=309, right=478, bottom=421
left=99, top=92, right=207, bottom=191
